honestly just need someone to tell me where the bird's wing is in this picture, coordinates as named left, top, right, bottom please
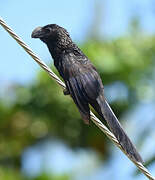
left=62, top=55, right=101, bottom=124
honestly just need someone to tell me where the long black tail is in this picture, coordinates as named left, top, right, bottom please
left=94, top=95, right=143, bottom=163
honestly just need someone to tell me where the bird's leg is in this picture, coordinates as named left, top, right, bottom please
left=63, top=88, right=70, bottom=95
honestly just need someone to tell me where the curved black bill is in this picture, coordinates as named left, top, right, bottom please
left=31, top=27, right=44, bottom=38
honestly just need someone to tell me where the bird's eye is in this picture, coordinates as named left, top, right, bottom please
left=44, top=27, right=51, bottom=34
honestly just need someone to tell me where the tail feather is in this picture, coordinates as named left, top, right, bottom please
left=95, top=95, right=143, bottom=163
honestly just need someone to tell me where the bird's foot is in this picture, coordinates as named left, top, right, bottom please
left=63, top=88, right=70, bottom=95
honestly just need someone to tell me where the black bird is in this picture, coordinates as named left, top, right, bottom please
left=31, top=24, right=143, bottom=163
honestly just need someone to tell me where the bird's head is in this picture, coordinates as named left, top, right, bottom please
left=31, top=24, right=72, bottom=48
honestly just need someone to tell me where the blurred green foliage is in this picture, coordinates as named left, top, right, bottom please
left=1, top=32, right=155, bottom=179
left=0, top=167, right=70, bottom=180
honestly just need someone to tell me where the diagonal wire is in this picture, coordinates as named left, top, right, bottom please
left=0, top=17, right=154, bottom=180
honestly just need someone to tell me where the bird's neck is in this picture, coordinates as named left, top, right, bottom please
left=46, top=41, right=78, bottom=59
left=47, top=43, right=62, bottom=59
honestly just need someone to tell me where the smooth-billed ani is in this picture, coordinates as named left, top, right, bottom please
left=31, top=24, right=143, bottom=163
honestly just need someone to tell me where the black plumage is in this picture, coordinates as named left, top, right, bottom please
left=32, top=24, right=143, bottom=163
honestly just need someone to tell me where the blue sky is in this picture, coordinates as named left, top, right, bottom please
left=1, top=0, right=155, bottom=86
left=0, top=0, right=94, bottom=85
